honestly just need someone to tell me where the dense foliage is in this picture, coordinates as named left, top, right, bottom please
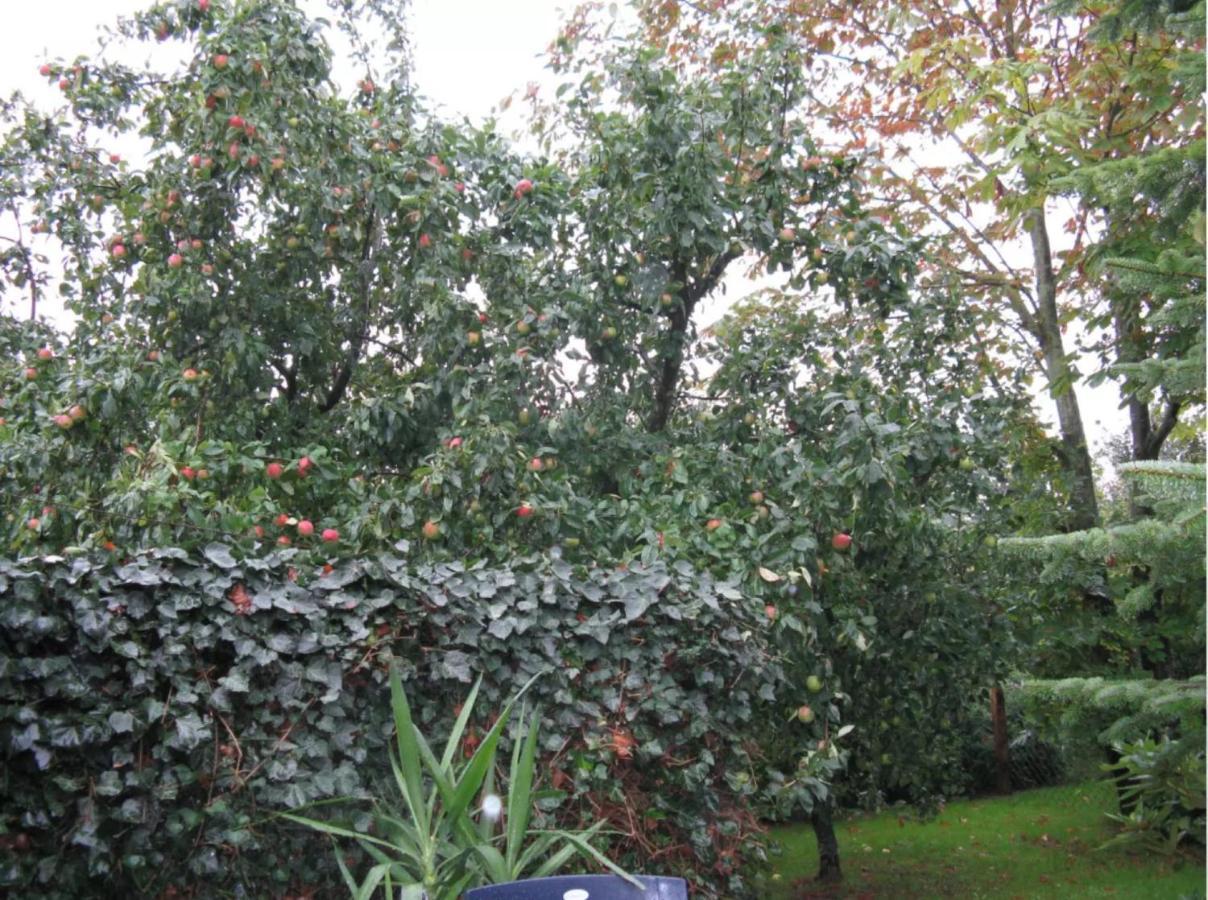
left=0, top=548, right=785, bottom=897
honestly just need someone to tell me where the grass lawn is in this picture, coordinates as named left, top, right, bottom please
left=756, top=781, right=1205, bottom=899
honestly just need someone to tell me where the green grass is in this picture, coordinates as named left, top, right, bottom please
left=756, top=781, right=1205, bottom=899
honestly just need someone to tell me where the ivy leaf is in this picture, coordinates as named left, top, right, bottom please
left=107, top=711, right=135, bottom=733
left=204, top=543, right=237, bottom=569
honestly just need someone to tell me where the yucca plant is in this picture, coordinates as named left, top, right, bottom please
left=282, top=665, right=634, bottom=899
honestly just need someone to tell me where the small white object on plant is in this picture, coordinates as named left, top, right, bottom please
left=481, top=793, right=503, bottom=823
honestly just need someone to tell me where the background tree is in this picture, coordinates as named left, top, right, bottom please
left=625, top=0, right=1205, bottom=530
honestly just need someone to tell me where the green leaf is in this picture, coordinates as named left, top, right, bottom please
left=388, top=666, right=429, bottom=835
left=277, top=813, right=402, bottom=852
left=440, top=675, right=483, bottom=771
left=472, top=843, right=510, bottom=884
left=505, top=706, right=542, bottom=873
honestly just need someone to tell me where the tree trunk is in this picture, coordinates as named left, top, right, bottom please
left=1027, top=209, right=1099, bottom=531
left=811, top=801, right=842, bottom=884
left=646, top=250, right=739, bottom=433
left=1114, top=294, right=1156, bottom=466
left=990, top=684, right=1012, bottom=794
left=647, top=301, right=690, bottom=433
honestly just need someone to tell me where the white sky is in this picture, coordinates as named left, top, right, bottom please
left=0, top=0, right=1129, bottom=462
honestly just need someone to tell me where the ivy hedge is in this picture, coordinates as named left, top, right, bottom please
left=0, top=546, right=787, bottom=898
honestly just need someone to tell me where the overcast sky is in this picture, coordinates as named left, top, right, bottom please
left=0, top=0, right=1129, bottom=460
left=0, top=1, right=567, bottom=121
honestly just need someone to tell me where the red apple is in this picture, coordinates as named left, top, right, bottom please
left=111, top=244, right=126, bottom=259
left=36, top=346, right=54, bottom=361
left=277, top=535, right=291, bottom=546
left=52, top=413, right=73, bottom=429
left=796, top=705, right=815, bottom=723
left=513, top=178, right=533, bottom=199
left=68, top=404, right=86, bottom=421
left=228, top=142, right=240, bottom=160
left=274, top=514, right=289, bottom=527
left=213, top=54, right=229, bottom=69
left=253, top=525, right=265, bottom=538
left=418, top=233, right=431, bottom=249
left=198, top=0, right=210, bottom=11
left=23, top=367, right=37, bottom=380
left=168, top=253, right=184, bottom=268
left=528, top=457, right=543, bottom=472
left=297, top=519, right=314, bottom=536
left=445, top=436, right=463, bottom=449
left=321, top=528, right=339, bottom=543
left=749, top=490, right=764, bottom=504
left=778, top=226, right=796, bottom=242
left=182, top=368, right=199, bottom=381
left=200, top=263, right=214, bottom=276
left=266, top=461, right=284, bottom=479
left=109, top=153, right=121, bottom=164
left=179, top=466, right=196, bottom=480
left=706, top=518, right=723, bottom=531
left=27, top=518, right=40, bottom=530
left=196, top=468, right=209, bottom=480
left=246, top=154, right=260, bottom=168
left=39, top=64, right=52, bottom=77
left=832, top=532, right=852, bottom=551
left=765, top=604, right=778, bottom=620
left=421, top=520, right=440, bottom=540
left=360, top=79, right=375, bottom=94
left=516, top=504, right=534, bottom=518
left=133, top=232, right=146, bottom=245
left=59, top=78, right=70, bottom=91
left=297, top=456, right=313, bottom=475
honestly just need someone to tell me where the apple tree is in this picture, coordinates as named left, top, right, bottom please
left=0, top=0, right=576, bottom=558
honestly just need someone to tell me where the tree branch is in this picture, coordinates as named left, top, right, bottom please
left=321, top=211, right=379, bottom=412
left=1144, top=397, right=1182, bottom=459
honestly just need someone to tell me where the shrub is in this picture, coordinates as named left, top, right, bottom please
left=0, top=548, right=784, bottom=898
left=1102, top=735, right=1206, bottom=854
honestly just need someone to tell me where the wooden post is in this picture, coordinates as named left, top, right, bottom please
left=990, top=684, right=1011, bottom=794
